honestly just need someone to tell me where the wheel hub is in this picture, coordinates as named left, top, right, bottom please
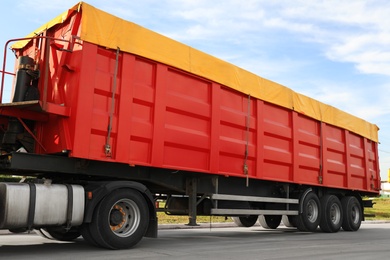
left=307, top=199, right=319, bottom=223
left=330, top=203, right=341, bottom=224
left=351, top=205, right=360, bottom=224
left=110, top=207, right=125, bottom=226
left=110, top=205, right=126, bottom=230
left=107, top=198, right=141, bottom=237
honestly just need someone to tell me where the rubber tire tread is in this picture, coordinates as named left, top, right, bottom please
left=88, top=189, right=149, bottom=249
left=232, top=215, right=258, bottom=227
left=44, top=226, right=81, bottom=241
left=319, top=195, right=343, bottom=233
left=259, top=215, right=282, bottom=229
left=296, top=191, right=321, bottom=232
left=341, top=196, right=362, bottom=231
left=282, top=215, right=294, bottom=227
left=80, top=223, right=99, bottom=247
left=265, top=215, right=282, bottom=229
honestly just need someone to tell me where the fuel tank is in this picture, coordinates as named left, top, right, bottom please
left=0, top=183, right=84, bottom=229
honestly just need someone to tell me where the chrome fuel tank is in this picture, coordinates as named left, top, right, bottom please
left=0, top=182, right=84, bottom=229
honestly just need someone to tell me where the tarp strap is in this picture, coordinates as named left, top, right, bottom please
left=65, top=184, right=73, bottom=230
left=105, top=47, right=120, bottom=157
left=27, top=183, right=36, bottom=231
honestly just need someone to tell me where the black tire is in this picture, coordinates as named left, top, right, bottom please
left=296, top=191, right=321, bottom=232
left=232, top=215, right=258, bottom=227
left=35, top=229, right=52, bottom=239
left=319, top=195, right=343, bottom=233
left=259, top=215, right=282, bottom=229
left=80, top=223, right=99, bottom=247
left=88, top=189, right=150, bottom=249
left=282, top=215, right=296, bottom=228
left=341, top=196, right=362, bottom=231
left=42, top=226, right=81, bottom=241
left=9, top=228, right=27, bottom=234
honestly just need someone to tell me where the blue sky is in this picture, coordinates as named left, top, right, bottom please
left=1, top=0, right=390, bottom=181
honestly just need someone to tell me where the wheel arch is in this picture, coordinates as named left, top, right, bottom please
left=83, top=181, right=157, bottom=238
left=298, top=187, right=313, bottom=214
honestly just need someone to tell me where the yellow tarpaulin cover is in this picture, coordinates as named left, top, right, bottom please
left=12, top=2, right=379, bottom=142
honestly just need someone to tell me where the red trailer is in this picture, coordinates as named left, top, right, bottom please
left=0, top=2, right=380, bottom=249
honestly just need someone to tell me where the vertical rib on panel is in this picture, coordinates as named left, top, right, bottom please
left=151, top=63, right=166, bottom=166
left=294, top=114, right=321, bottom=185
left=89, top=47, right=122, bottom=160
left=72, top=43, right=98, bottom=159
left=128, top=57, right=157, bottom=165
left=210, top=83, right=221, bottom=173
left=261, top=103, right=292, bottom=181
left=163, top=69, right=211, bottom=171
left=116, top=54, right=135, bottom=163
left=256, top=100, right=265, bottom=179
left=322, top=124, right=346, bottom=187
left=218, top=87, right=256, bottom=177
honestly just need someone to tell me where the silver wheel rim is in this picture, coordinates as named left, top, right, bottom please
left=108, top=198, right=141, bottom=237
left=330, top=203, right=341, bottom=225
left=306, top=199, right=319, bottom=223
left=351, top=204, right=360, bottom=225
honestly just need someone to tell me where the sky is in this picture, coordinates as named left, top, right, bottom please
left=1, top=0, right=390, bottom=181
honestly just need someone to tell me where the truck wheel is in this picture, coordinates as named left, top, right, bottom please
left=341, top=196, right=362, bottom=231
left=296, top=191, right=321, bottom=232
left=259, top=215, right=282, bottom=229
left=80, top=224, right=99, bottom=247
left=232, top=215, right=258, bottom=227
left=87, top=189, right=149, bottom=249
left=40, top=226, right=81, bottom=241
left=319, top=195, right=343, bottom=233
left=282, top=215, right=296, bottom=227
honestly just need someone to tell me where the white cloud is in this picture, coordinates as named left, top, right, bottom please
left=263, top=18, right=316, bottom=34
left=268, top=2, right=390, bottom=77
left=164, top=1, right=390, bottom=77
left=356, top=62, right=390, bottom=76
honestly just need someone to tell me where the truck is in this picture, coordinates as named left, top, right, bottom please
left=0, top=2, right=380, bottom=249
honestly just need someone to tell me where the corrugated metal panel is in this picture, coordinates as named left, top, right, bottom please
left=7, top=5, right=380, bottom=194
left=12, top=2, right=378, bottom=142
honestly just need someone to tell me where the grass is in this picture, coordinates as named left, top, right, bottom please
left=364, top=198, right=390, bottom=220
left=157, top=198, right=390, bottom=224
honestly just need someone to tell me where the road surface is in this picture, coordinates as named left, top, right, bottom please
left=0, top=222, right=389, bottom=259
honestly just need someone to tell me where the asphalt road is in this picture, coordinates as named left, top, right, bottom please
left=0, top=222, right=389, bottom=259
